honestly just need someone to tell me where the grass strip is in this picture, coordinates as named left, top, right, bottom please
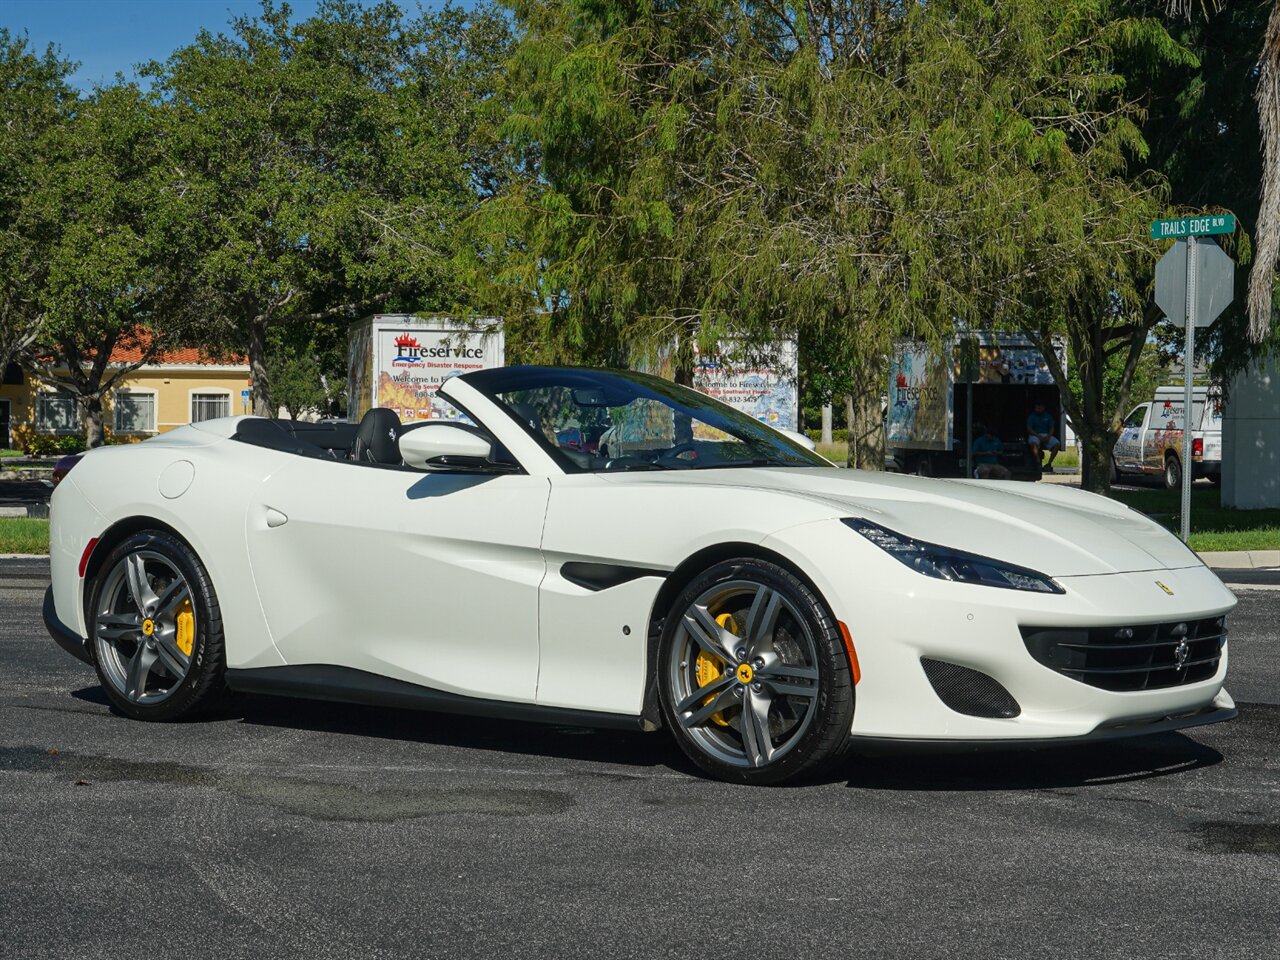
left=0, top=518, right=49, bottom=555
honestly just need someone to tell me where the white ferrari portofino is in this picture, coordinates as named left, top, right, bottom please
left=44, top=366, right=1237, bottom=784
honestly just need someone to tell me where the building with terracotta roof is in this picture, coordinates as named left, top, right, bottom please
left=0, top=343, right=250, bottom=450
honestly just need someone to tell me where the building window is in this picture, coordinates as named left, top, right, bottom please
left=114, top=391, right=156, bottom=434
left=36, top=393, right=80, bottom=433
left=190, top=392, right=231, bottom=423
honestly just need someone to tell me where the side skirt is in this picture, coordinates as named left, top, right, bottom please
left=225, top=664, right=646, bottom=731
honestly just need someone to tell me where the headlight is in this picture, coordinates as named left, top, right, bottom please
left=842, top=518, right=1064, bottom=594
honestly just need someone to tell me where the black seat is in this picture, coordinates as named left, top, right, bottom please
left=350, top=408, right=403, bottom=465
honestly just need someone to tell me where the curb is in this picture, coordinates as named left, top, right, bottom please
left=1196, top=550, right=1280, bottom=570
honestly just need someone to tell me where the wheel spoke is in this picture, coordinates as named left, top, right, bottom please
left=684, top=605, right=739, bottom=663
left=680, top=686, right=739, bottom=729
left=96, top=612, right=141, bottom=640
left=153, top=627, right=189, bottom=680
left=154, top=579, right=190, bottom=619
left=125, top=554, right=159, bottom=616
left=757, top=661, right=819, bottom=681
left=125, top=644, right=158, bottom=701
left=764, top=678, right=818, bottom=700
left=743, top=586, right=783, bottom=655
left=676, top=672, right=736, bottom=713
left=741, top=689, right=775, bottom=767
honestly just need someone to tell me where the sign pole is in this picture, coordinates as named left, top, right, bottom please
left=1181, top=236, right=1196, bottom=543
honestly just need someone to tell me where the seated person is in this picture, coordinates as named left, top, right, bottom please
left=1026, top=402, right=1061, bottom=472
left=972, top=425, right=1011, bottom=480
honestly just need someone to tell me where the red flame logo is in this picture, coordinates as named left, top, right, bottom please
left=895, top=373, right=908, bottom=388
left=395, top=334, right=419, bottom=349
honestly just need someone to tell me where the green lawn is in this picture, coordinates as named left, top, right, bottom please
left=0, top=449, right=24, bottom=459
left=1108, top=487, right=1280, bottom=553
left=0, top=518, right=50, bottom=554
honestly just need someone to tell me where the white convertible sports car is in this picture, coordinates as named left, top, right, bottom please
left=44, top=366, right=1237, bottom=785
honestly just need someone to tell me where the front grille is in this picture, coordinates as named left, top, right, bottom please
left=1021, top=617, right=1226, bottom=692
left=921, top=658, right=1021, bottom=718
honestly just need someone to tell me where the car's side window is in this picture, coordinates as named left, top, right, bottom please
left=1124, top=407, right=1146, bottom=429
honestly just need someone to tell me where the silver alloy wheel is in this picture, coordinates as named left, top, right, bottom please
left=94, top=550, right=194, bottom=705
left=667, top=579, right=820, bottom=768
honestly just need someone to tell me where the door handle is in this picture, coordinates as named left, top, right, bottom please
left=265, top=507, right=289, bottom=528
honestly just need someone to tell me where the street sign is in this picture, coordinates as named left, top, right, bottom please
left=1155, top=239, right=1235, bottom=329
left=240, top=389, right=250, bottom=400
left=1149, top=213, right=1236, bottom=240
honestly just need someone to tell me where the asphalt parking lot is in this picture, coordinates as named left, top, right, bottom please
left=2, top=559, right=1277, bottom=960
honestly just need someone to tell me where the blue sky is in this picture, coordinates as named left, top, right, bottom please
left=1, top=1, right=465, bottom=89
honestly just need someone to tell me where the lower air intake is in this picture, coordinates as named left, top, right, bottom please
left=921, top=658, right=1021, bottom=719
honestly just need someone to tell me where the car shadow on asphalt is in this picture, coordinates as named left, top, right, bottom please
left=68, top=686, right=1226, bottom=788
left=206, top=690, right=702, bottom=776
left=836, top=733, right=1224, bottom=790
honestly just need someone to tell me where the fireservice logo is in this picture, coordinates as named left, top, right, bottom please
left=392, top=334, right=425, bottom=367
left=391, top=332, right=486, bottom=366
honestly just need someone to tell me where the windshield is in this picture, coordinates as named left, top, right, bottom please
left=461, top=367, right=829, bottom=472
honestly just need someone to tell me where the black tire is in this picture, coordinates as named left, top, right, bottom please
left=657, top=558, right=855, bottom=786
left=86, top=530, right=229, bottom=721
left=1110, top=457, right=1119, bottom=484
left=1164, top=454, right=1182, bottom=490
left=914, top=455, right=932, bottom=478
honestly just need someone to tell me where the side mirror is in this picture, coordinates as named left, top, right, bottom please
left=399, top=423, right=510, bottom=472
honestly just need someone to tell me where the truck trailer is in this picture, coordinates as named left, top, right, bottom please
left=885, top=333, right=1067, bottom=481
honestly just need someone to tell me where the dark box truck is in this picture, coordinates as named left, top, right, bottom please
left=885, top=333, right=1066, bottom=481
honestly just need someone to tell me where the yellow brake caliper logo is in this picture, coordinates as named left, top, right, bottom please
left=175, top=599, right=195, bottom=656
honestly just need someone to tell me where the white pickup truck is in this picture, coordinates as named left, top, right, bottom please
left=1113, top=386, right=1222, bottom=488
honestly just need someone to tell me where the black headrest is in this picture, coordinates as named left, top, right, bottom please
left=351, top=408, right=403, bottom=464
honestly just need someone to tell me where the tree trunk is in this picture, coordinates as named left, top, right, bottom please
left=821, top=403, right=833, bottom=445
left=846, top=354, right=887, bottom=470
left=1077, top=426, right=1115, bottom=495
left=82, top=394, right=105, bottom=449
left=249, top=317, right=272, bottom=418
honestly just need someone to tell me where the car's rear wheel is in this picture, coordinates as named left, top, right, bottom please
left=88, top=530, right=228, bottom=720
left=1164, top=454, right=1182, bottom=490
left=657, top=559, right=855, bottom=785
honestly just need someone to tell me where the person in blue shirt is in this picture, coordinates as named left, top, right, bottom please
left=1026, top=402, right=1061, bottom=472
left=972, top=424, right=1010, bottom=479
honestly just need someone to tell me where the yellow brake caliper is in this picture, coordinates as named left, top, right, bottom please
left=694, top=612, right=740, bottom=727
left=175, top=598, right=195, bottom=657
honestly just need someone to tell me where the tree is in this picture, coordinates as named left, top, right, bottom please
left=152, top=0, right=512, bottom=416
left=483, top=0, right=1185, bottom=477
left=20, top=82, right=201, bottom=448
left=1161, top=0, right=1280, bottom=343
left=0, top=30, right=76, bottom=375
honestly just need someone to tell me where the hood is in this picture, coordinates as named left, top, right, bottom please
left=600, top=467, right=1200, bottom=577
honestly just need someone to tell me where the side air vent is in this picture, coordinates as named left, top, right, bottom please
left=921, top=658, right=1021, bottom=719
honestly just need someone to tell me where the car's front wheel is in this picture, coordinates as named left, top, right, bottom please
left=657, top=559, right=855, bottom=785
left=88, top=530, right=228, bottom=720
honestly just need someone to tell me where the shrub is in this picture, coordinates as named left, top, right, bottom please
left=10, top=423, right=86, bottom=456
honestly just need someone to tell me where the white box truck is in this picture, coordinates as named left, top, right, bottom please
left=885, top=332, right=1066, bottom=480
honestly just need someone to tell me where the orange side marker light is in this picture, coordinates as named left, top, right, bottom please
left=78, top=538, right=99, bottom=578
left=837, top=621, right=861, bottom=685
